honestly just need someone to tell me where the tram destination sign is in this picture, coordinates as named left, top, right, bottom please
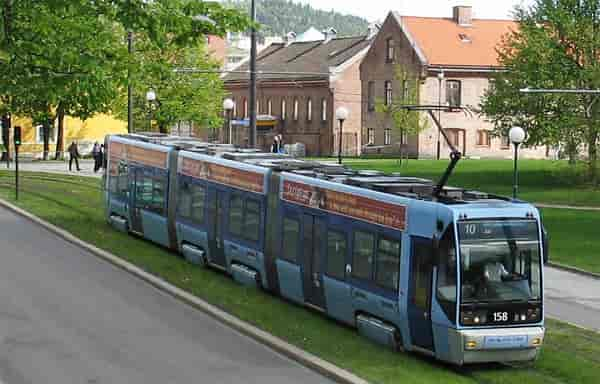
left=179, top=157, right=265, bottom=194
left=109, top=141, right=168, bottom=169
left=282, top=180, right=406, bottom=230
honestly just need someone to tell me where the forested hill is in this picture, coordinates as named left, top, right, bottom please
left=224, top=0, right=370, bottom=37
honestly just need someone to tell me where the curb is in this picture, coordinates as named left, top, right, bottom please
left=0, top=199, right=369, bottom=384
left=547, top=261, right=600, bottom=280
left=536, top=203, right=600, bottom=211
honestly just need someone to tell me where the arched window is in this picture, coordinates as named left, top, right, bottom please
left=267, top=99, right=272, bottom=115
left=243, top=99, right=248, bottom=118
left=321, top=98, right=327, bottom=121
left=307, top=98, right=312, bottom=121
left=293, top=98, right=299, bottom=121
left=281, top=99, right=287, bottom=120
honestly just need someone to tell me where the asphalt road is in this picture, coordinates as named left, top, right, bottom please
left=0, top=206, right=332, bottom=384
left=544, top=266, right=600, bottom=331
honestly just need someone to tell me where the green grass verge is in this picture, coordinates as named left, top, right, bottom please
left=317, top=158, right=600, bottom=207
left=540, top=208, right=600, bottom=275
left=0, top=171, right=598, bottom=384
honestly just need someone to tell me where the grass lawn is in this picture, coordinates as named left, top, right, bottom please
left=0, top=171, right=598, bottom=384
left=540, top=208, right=600, bottom=274
left=322, top=158, right=600, bottom=207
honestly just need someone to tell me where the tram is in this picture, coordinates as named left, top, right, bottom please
left=104, top=132, right=547, bottom=365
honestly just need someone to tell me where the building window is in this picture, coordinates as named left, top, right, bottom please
left=281, top=99, right=287, bottom=120
left=36, top=124, right=56, bottom=144
left=445, top=129, right=460, bottom=147
left=386, top=38, right=395, bottom=62
left=293, top=98, right=299, bottom=120
left=384, top=81, right=392, bottom=106
left=446, top=80, right=461, bottom=107
left=232, top=99, right=237, bottom=118
left=367, top=81, right=375, bottom=111
left=501, top=134, right=510, bottom=149
left=402, top=80, right=409, bottom=100
left=257, top=99, right=260, bottom=114
left=384, top=129, right=391, bottom=145
left=243, top=99, right=248, bottom=119
left=367, top=128, right=375, bottom=145
left=267, top=99, right=272, bottom=115
left=307, top=98, right=312, bottom=121
left=477, top=130, right=491, bottom=147
left=321, top=98, right=327, bottom=121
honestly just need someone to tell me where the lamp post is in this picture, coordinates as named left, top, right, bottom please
left=436, top=71, right=444, bottom=160
left=335, top=106, right=349, bottom=164
left=509, top=126, right=526, bottom=199
left=223, top=98, right=234, bottom=144
left=146, top=89, right=157, bottom=132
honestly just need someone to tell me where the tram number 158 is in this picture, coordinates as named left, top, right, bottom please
left=493, top=312, right=509, bottom=322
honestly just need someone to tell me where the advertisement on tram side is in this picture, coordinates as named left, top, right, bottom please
left=179, top=156, right=266, bottom=194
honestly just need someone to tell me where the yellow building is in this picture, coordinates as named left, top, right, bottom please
left=9, top=114, right=127, bottom=157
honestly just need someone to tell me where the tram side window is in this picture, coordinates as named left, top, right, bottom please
left=375, top=237, right=401, bottom=291
left=352, top=231, right=375, bottom=280
left=326, top=230, right=347, bottom=280
left=281, top=217, right=300, bottom=263
left=110, top=163, right=129, bottom=199
left=229, top=195, right=244, bottom=236
left=190, top=185, right=206, bottom=223
left=244, top=199, right=260, bottom=242
left=178, top=181, right=192, bottom=219
left=151, top=179, right=166, bottom=215
left=436, top=226, right=457, bottom=321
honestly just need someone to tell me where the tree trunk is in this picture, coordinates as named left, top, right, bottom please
left=42, top=119, right=50, bottom=160
left=159, top=123, right=168, bottom=134
left=1, top=113, right=10, bottom=161
left=587, top=128, right=598, bottom=183
left=54, top=104, right=65, bottom=160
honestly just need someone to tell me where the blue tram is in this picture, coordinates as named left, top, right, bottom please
left=104, top=133, right=546, bottom=365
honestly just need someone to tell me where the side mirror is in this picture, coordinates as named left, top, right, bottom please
left=542, top=226, right=549, bottom=264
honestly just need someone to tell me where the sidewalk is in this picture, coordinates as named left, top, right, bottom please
left=2, top=159, right=101, bottom=178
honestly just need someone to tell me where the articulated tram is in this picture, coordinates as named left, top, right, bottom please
left=104, top=133, right=547, bottom=365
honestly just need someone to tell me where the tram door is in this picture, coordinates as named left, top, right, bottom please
left=302, top=214, right=326, bottom=309
left=129, top=167, right=144, bottom=234
left=408, top=236, right=435, bottom=351
left=208, top=189, right=227, bottom=268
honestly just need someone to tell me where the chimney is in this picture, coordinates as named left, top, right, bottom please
left=367, top=23, right=380, bottom=40
left=322, top=27, right=337, bottom=44
left=453, top=5, right=472, bottom=26
left=284, top=31, right=296, bottom=46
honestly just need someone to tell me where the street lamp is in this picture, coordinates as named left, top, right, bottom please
left=223, top=98, right=234, bottom=144
left=509, top=126, right=526, bottom=199
left=436, top=71, right=444, bottom=160
left=335, top=106, right=349, bottom=164
left=146, top=89, right=157, bottom=131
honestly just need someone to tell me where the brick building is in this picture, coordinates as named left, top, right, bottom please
left=223, top=28, right=376, bottom=156
left=360, top=6, right=547, bottom=159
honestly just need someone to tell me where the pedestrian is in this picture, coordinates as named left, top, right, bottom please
left=277, top=134, right=285, bottom=154
left=68, top=141, right=81, bottom=171
left=99, top=144, right=105, bottom=169
left=271, top=135, right=279, bottom=153
left=92, top=142, right=101, bottom=173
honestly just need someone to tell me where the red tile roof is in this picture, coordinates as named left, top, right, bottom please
left=394, top=13, right=517, bottom=67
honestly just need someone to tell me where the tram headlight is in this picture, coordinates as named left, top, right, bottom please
left=526, top=307, right=541, bottom=322
left=461, top=310, right=487, bottom=325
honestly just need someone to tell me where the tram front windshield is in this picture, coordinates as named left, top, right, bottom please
left=458, top=220, right=541, bottom=304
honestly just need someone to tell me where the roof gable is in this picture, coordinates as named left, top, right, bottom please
left=392, top=12, right=517, bottom=67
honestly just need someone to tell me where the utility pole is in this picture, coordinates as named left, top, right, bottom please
left=127, top=30, right=134, bottom=134
left=249, top=0, right=257, bottom=148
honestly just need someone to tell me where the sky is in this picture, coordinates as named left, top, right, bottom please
left=293, top=0, right=536, bottom=22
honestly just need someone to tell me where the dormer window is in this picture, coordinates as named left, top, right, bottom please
left=458, top=33, right=471, bottom=43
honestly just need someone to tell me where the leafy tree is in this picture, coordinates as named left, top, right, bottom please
left=481, top=0, right=600, bottom=180
left=375, top=65, right=428, bottom=164
left=112, top=36, right=226, bottom=135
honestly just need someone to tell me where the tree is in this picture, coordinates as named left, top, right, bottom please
left=375, top=65, right=428, bottom=164
left=481, top=0, right=600, bottom=180
left=112, top=35, right=226, bottom=135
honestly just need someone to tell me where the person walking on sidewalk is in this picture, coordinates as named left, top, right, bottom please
left=92, top=142, right=102, bottom=173
left=68, top=141, right=81, bottom=171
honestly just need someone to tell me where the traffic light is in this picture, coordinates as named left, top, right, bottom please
left=14, top=126, right=22, bottom=146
